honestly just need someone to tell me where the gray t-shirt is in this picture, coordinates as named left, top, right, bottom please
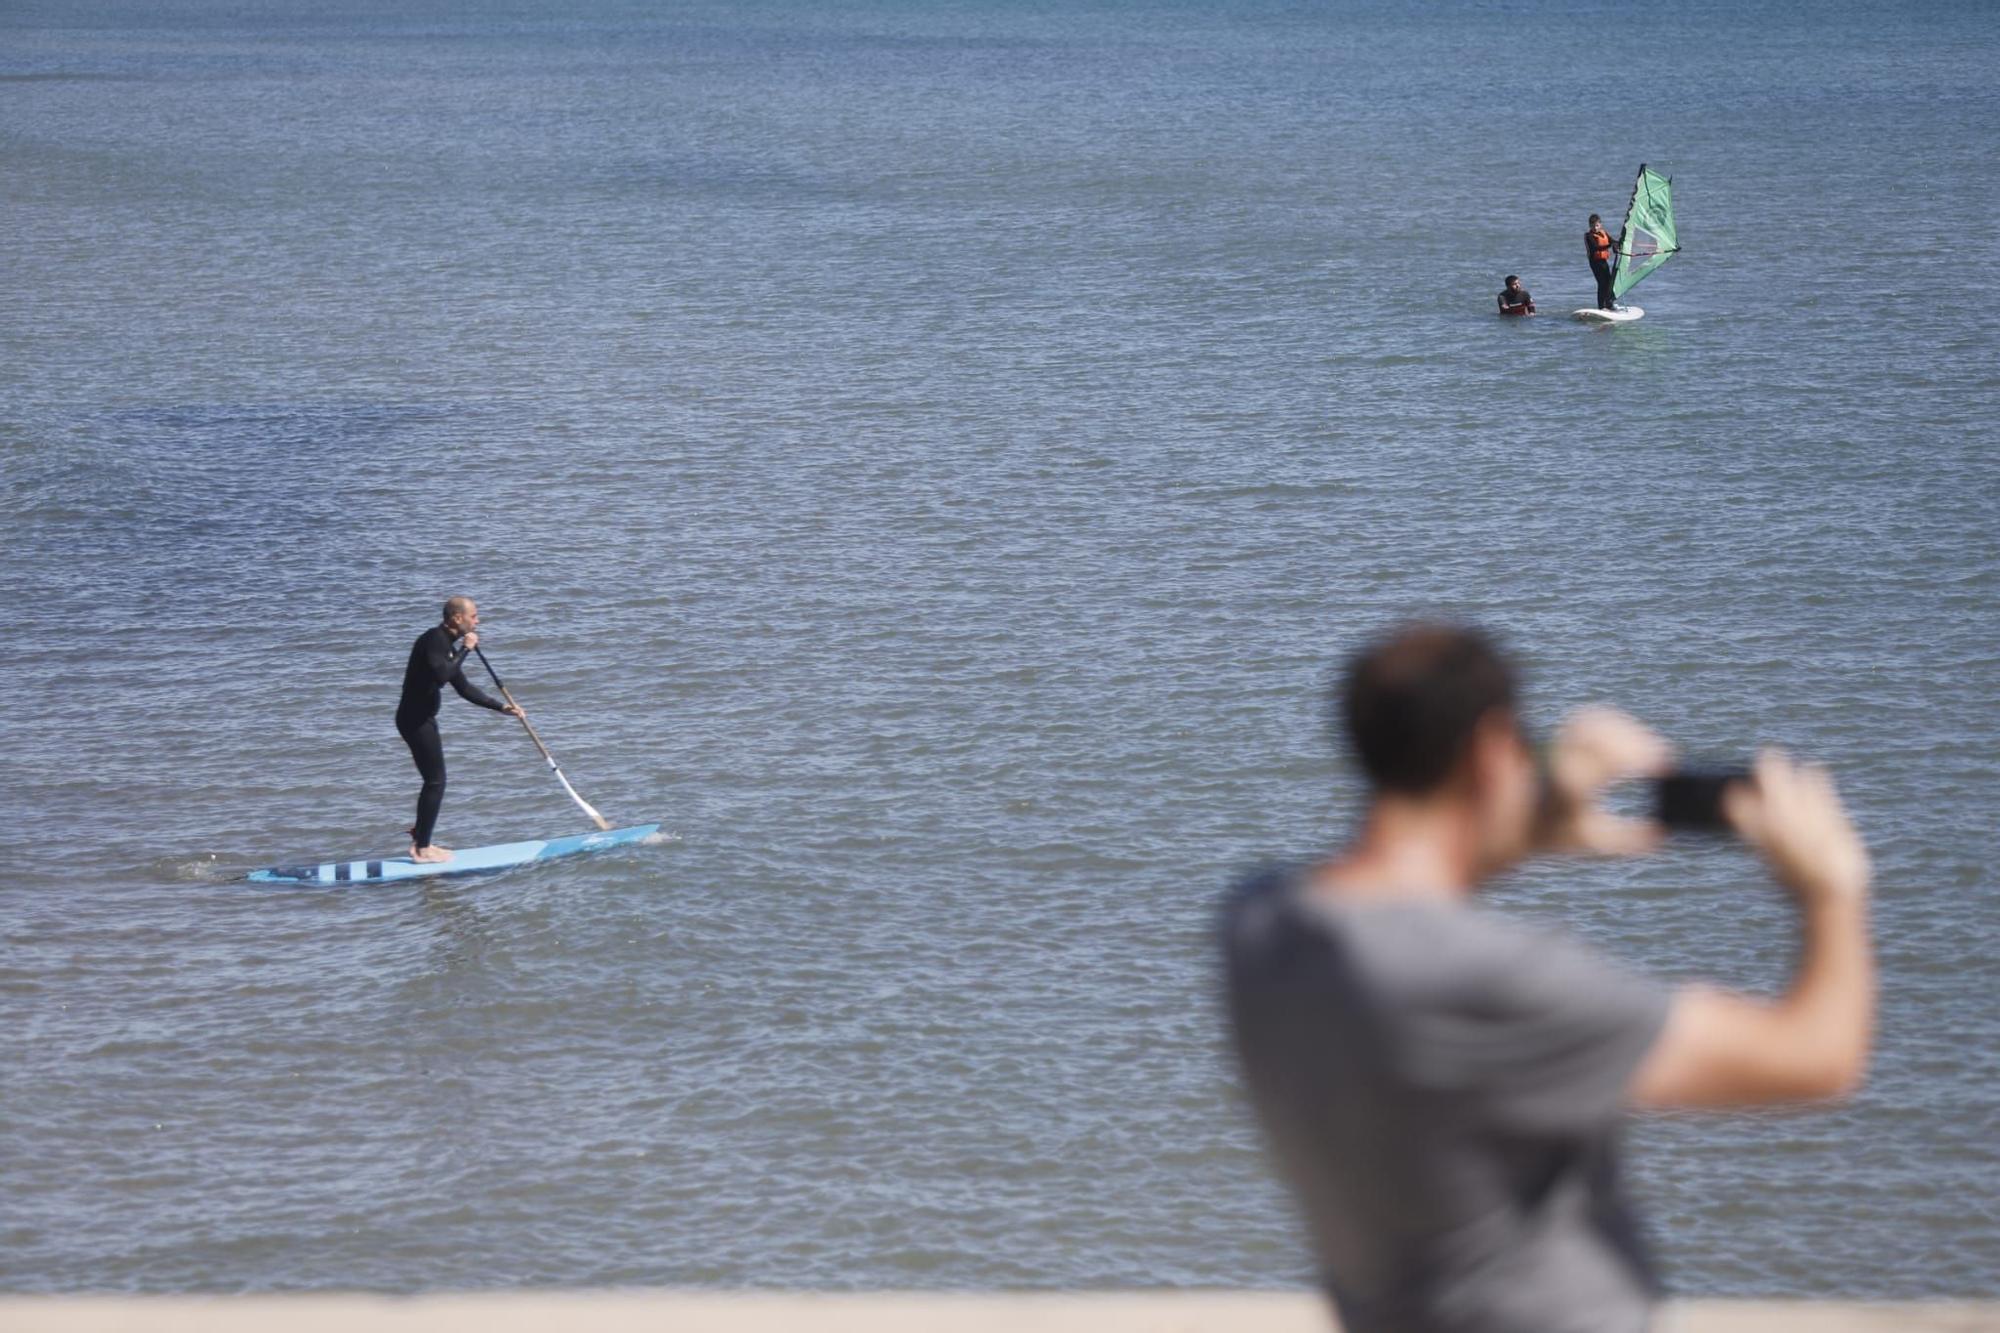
left=1222, top=864, right=1670, bottom=1333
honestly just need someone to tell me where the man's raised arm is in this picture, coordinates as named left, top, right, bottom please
left=1629, top=751, right=1875, bottom=1108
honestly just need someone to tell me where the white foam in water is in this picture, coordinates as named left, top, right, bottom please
left=150, top=854, right=233, bottom=883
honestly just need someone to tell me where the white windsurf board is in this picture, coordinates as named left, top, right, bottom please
left=1572, top=305, right=1644, bottom=323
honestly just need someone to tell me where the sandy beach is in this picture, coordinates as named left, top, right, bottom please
left=3, top=1293, right=1997, bottom=1332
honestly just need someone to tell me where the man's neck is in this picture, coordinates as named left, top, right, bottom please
left=1311, top=795, right=1481, bottom=905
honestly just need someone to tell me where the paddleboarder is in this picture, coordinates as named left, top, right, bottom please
left=397, top=597, right=518, bottom=863
left=1586, top=213, right=1618, bottom=311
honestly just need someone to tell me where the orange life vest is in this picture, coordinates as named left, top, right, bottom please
left=1587, top=229, right=1614, bottom=262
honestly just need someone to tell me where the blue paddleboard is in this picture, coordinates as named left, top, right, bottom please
left=248, top=823, right=659, bottom=885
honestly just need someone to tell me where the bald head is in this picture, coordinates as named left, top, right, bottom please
left=441, top=597, right=480, bottom=639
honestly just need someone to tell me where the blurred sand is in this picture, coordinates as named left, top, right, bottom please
left=1, top=1293, right=1995, bottom=1332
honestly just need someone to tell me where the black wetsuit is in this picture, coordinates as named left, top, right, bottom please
left=1499, top=285, right=1534, bottom=312
left=396, top=626, right=507, bottom=848
left=1591, top=259, right=1616, bottom=309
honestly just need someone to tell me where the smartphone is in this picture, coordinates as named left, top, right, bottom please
left=1653, top=769, right=1751, bottom=833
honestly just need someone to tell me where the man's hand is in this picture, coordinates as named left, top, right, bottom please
left=462, top=630, right=480, bottom=651
left=502, top=702, right=523, bottom=718
left=1629, top=747, right=1873, bottom=1110
left=1724, top=749, right=1870, bottom=907
left=1541, top=705, right=1671, bottom=855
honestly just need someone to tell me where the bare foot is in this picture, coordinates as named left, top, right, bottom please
left=410, top=844, right=454, bottom=864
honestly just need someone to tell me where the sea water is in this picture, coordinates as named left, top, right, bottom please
left=1, top=0, right=1996, bottom=1297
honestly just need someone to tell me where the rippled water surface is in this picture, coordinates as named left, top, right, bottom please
left=2, top=0, right=1996, bottom=1299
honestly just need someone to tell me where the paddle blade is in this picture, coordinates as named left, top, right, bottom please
left=556, top=768, right=613, bottom=830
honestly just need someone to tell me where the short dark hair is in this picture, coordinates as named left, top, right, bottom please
left=1588, top=214, right=1601, bottom=225
left=1336, top=623, right=1518, bottom=795
left=1505, top=275, right=1519, bottom=284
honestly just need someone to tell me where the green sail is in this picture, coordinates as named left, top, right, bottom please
left=1611, top=164, right=1678, bottom=299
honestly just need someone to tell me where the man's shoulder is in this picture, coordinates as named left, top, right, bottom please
left=1220, top=868, right=1573, bottom=994
left=1219, top=862, right=1308, bottom=952
left=1336, top=902, right=1560, bottom=997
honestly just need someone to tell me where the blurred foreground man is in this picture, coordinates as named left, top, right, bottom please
left=1221, top=624, right=1873, bottom=1333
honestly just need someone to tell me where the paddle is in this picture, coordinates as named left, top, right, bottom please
left=473, top=645, right=612, bottom=832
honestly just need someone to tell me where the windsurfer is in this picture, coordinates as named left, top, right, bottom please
left=1497, top=275, right=1536, bottom=316
left=396, top=597, right=519, bottom=864
left=1586, top=214, right=1618, bottom=310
